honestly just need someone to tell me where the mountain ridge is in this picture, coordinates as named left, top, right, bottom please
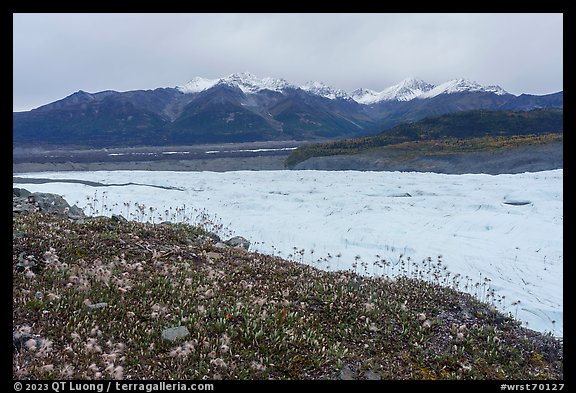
left=13, top=73, right=563, bottom=148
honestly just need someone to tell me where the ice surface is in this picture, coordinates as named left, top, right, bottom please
left=15, top=169, right=562, bottom=337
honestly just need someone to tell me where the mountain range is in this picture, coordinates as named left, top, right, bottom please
left=13, top=72, right=563, bottom=148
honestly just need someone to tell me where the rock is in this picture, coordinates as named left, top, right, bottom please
left=32, top=193, right=71, bottom=214
left=15, top=252, right=38, bottom=272
left=33, top=193, right=86, bottom=220
left=35, top=291, right=44, bottom=300
left=12, top=196, right=37, bottom=214
left=67, top=205, right=86, bottom=220
left=338, top=365, right=357, bottom=380
left=364, top=370, right=382, bottom=380
left=13, top=188, right=32, bottom=198
left=224, top=236, right=250, bottom=250
left=161, top=326, right=190, bottom=342
left=12, top=190, right=86, bottom=220
left=13, top=332, right=43, bottom=352
left=111, top=214, right=128, bottom=223
left=205, top=232, right=221, bottom=243
left=13, top=231, right=27, bottom=239
left=214, top=242, right=229, bottom=249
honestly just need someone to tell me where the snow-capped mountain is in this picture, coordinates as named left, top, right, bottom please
left=350, top=88, right=380, bottom=104
left=177, top=76, right=219, bottom=94
left=14, top=71, right=561, bottom=148
left=352, top=77, right=435, bottom=104
left=300, top=81, right=352, bottom=100
left=178, top=72, right=295, bottom=95
left=352, top=77, right=507, bottom=104
left=419, top=78, right=509, bottom=99
left=178, top=73, right=510, bottom=104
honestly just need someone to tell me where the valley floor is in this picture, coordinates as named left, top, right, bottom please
left=13, top=141, right=562, bottom=175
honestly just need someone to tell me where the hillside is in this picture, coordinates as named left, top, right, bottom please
left=13, top=74, right=562, bottom=149
left=285, top=109, right=563, bottom=168
left=13, top=196, right=562, bottom=380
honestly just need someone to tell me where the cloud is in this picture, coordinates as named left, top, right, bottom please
left=13, top=13, right=562, bottom=111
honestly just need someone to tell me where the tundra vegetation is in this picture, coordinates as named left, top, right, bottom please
left=13, top=206, right=562, bottom=379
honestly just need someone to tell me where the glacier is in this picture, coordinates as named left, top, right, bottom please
left=14, top=169, right=563, bottom=337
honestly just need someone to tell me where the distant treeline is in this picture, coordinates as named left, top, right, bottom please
left=285, top=109, right=563, bottom=167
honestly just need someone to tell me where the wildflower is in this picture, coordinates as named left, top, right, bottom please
left=60, top=364, right=75, bottom=378
left=423, top=320, right=432, bottom=328
left=40, top=364, right=54, bottom=373
left=90, top=326, right=103, bottom=337
left=105, top=363, right=124, bottom=379
left=251, top=361, right=266, bottom=371
left=24, top=267, right=36, bottom=279
left=210, top=358, right=227, bottom=368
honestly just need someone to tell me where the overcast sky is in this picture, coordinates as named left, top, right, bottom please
left=13, top=13, right=563, bottom=112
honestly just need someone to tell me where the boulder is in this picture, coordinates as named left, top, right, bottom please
left=364, top=370, right=382, bottom=380
left=111, top=214, right=128, bottom=223
left=15, top=252, right=38, bottom=272
left=338, top=365, right=356, bottom=380
left=224, top=236, right=250, bottom=250
left=12, top=189, right=86, bottom=220
left=13, top=188, right=32, bottom=198
left=161, top=326, right=190, bottom=342
left=13, top=332, right=43, bottom=352
left=33, top=192, right=74, bottom=215
left=205, top=232, right=221, bottom=243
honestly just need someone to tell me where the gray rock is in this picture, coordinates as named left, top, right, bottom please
left=214, top=242, right=229, bottom=249
left=111, top=214, right=128, bottom=222
left=12, top=196, right=37, bottom=214
left=32, top=192, right=71, bottom=214
left=224, top=236, right=250, bottom=250
left=364, top=370, right=382, bottom=380
left=13, top=332, right=43, bottom=352
left=35, top=291, right=44, bottom=300
left=13, top=190, right=86, bottom=220
left=13, top=188, right=32, bottom=198
left=67, top=205, right=87, bottom=220
left=339, top=365, right=357, bottom=380
left=205, top=232, right=221, bottom=243
left=13, top=231, right=27, bottom=239
left=161, top=326, right=190, bottom=342
left=15, top=252, right=38, bottom=272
